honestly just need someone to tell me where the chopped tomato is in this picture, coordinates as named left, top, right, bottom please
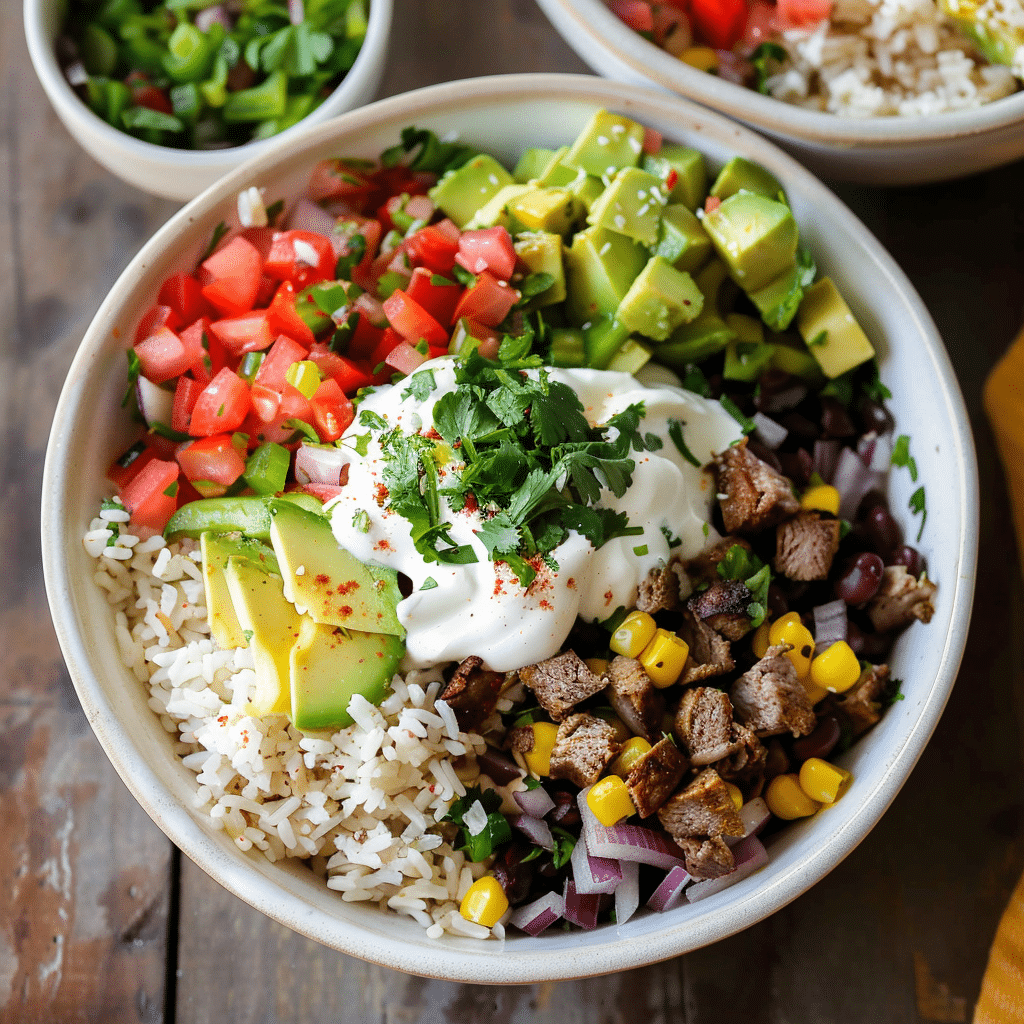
left=189, top=368, right=250, bottom=437
left=384, top=341, right=428, bottom=377
left=775, top=0, right=832, bottom=26
left=301, top=482, right=345, bottom=502
left=119, top=458, right=180, bottom=535
left=266, top=282, right=316, bottom=347
left=254, top=335, right=309, bottom=392
left=238, top=227, right=276, bottom=260
left=333, top=216, right=383, bottom=287
left=608, top=0, right=655, bottom=33
left=452, top=271, right=520, bottom=328
left=134, top=305, right=182, bottom=344
left=248, top=384, right=315, bottom=445
left=264, top=230, right=336, bottom=288
left=134, top=326, right=192, bottom=384
left=742, top=0, right=775, bottom=46
left=200, top=236, right=263, bottom=317
left=179, top=317, right=223, bottom=386
left=176, top=434, right=247, bottom=495
left=132, top=84, right=174, bottom=116
left=208, top=310, right=275, bottom=356
left=405, top=224, right=460, bottom=275
left=642, top=127, right=663, bottom=155
left=306, top=159, right=375, bottom=206
left=171, top=376, right=203, bottom=434
left=369, top=327, right=404, bottom=369
left=405, top=266, right=463, bottom=325
left=158, top=273, right=211, bottom=324
left=382, top=290, right=449, bottom=348
left=249, top=383, right=283, bottom=423
left=306, top=343, right=377, bottom=394
left=310, top=379, right=355, bottom=442
left=347, top=310, right=385, bottom=358
left=107, top=441, right=159, bottom=490
left=456, top=227, right=517, bottom=282
left=689, top=0, right=747, bottom=48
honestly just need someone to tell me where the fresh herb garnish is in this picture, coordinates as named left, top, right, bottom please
left=380, top=126, right=480, bottom=175
left=681, top=363, right=713, bottom=398
left=122, top=350, right=142, bottom=408
left=264, top=199, right=285, bottom=227
left=443, top=786, right=512, bottom=862
left=402, top=369, right=437, bottom=402
left=359, top=409, right=389, bottom=430
left=750, top=41, right=788, bottom=93
left=550, top=825, right=577, bottom=870
left=719, top=396, right=756, bottom=435
left=891, top=434, right=918, bottom=482
left=717, top=543, right=772, bottom=628
left=661, top=524, right=683, bottom=549
left=863, top=361, right=892, bottom=403
left=667, top=418, right=702, bottom=467
left=909, top=486, right=927, bottom=541
left=199, top=221, right=229, bottom=264
left=352, top=509, right=371, bottom=534
left=420, top=576, right=438, bottom=591
left=282, top=418, right=321, bottom=444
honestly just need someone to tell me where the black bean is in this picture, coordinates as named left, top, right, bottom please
left=889, top=545, right=922, bottom=576
left=847, top=620, right=893, bottom=661
left=857, top=396, right=896, bottom=436
left=778, top=448, right=815, bottom=488
left=820, top=397, right=856, bottom=438
left=863, top=504, right=902, bottom=556
left=548, top=789, right=581, bottom=828
left=792, top=716, right=842, bottom=762
left=835, top=552, right=885, bottom=605
left=779, top=411, right=820, bottom=441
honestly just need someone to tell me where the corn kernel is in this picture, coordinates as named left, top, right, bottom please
left=803, top=678, right=829, bottom=705
left=593, top=709, right=632, bottom=744
left=610, top=736, right=652, bottom=777
left=798, top=757, right=852, bottom=805
left=752, top=620, right=771, bottom=659
left=586, top=775, right=636, bottom=826
left=639, top=629, right=690, bottom=688
left=680, top=46, right=718, bottom=72
left=585, top=657, right=609, bottom=676
left=765, top=773, right=820, bottom=820
left=610, top=611, right=657, bottom=658
left=810, top=640, right=862, bottom=693
left=768, top=612, right=814, bottom=680
left=460, top=875, right=509, bottom=928
left=801, top=484, right=841, bottom=516
left=725, top=782, right=744, bottom=812
left=285, top=359, right=322, bottom=400
left=522, top=721, right=559, bottom=777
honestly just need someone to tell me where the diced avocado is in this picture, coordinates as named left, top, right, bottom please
left=223, top=556, right=299, bottom=718
left=537, top=147, right=573, bottom=185
left=564, top=109, right=646, bottom=178
left=655, top=259, right=737, bottom=368
left=587, top=167, right=668, bottom=247
left=605, top=337, right=653, bottom=375
left=726, top=312, right=765, bottom=345
left=643, top=144, right=707, bottom=212
left=289, top=615, right=403, bottom=732
left=201, top=533, right=280, bottom=650
left=771, top=337, right=826, bottom=382
left=268, top=498, right=404, bottom=635
left=653, top=204, right=712, bottom=275
left=710, top=156, right=786, bottom=203
left=748, top=261, right=812, bottom=332
left=723, top=340, right=776, bottom=382
left=583, top=314, right=631, bottom=369
left=508, top=188, right=582, bottom=235
left=937, top=0, right=1024, bottom=67
left=514, top=147, right=556, bottom=183
left=564, top=225, right=647, bottom=325
left=615, top=256, right=704, bottom=341
left=703, top=192, right=799, bottom=294
left=428, top=154, right=514, bottom=228
left=463, top=183, right=532, bottom=231
left=549, top=327, right=587, bottom=367
left=514, top=232, right=567, bottom=307
left=796, top=277, right=876, bottom=379
left=164, top=493, right=324, bottom=541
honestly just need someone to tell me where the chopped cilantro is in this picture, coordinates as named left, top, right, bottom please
left=717, top=544, right=772, bottom=628
left=420, top=576, right=438, bottom=591
left=149, top=422, right=190, bottom=442
left=442, top=786, right=512, bottom=862
left=162, top=480, right=179, bottom=498
left=749, top=41, right=788, bottom=92
left=199, top=221, right=229, bottom=264
left=681, top=363, right=713, bottom=398
left=891, top=434, right=919, bottom=482
left=909, top=486, right=927, bottom=541
left=359, top=409, right=389, bottom=430
left=451, top=264, right=477, bottom=287
left=667, top=418, right=702, bottom=467
left=516, top=271, right=555, bottom=303
left=379, top=126, right=480, bottom=175
left=264, top=199, right=285, bottom=226
left=633, top=544, right=649, bottom=557
left=550, top=825, right=576, bottom=870
left=335, top=234, right=366, bottom=278
left=719, top=396, right=756, bottom=435
left=352, top=509, right=371, bottom=534
left=282, top=418, right=321, bottom=444
left=661, top=525, right=683, bottom=549
left=122, top=350, right=143, bottom=408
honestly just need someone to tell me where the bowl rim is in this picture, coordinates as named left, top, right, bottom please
left=23, top=0, right=393, bottom=170
left=41, top=72, right=979, bottom=982
left=535, top=0, right=1024, bottom=146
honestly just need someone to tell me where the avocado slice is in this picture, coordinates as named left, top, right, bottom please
left=587, top=167, right=668, bottom=247
left=583, top=314, right=632, bottom=369
left=710, top=156, right=786, bottom=203
left=643, top=144, right=707, bottom=212
left=615, top=256, right=704, bottom=341
left=796, top=277, right=876, bottom=379
left=654, top=259, right=738, bottom=368
left=268, top=498, right=404, bottom=635
left=164, top=493, right=325, bottom=541
left=463, top=183, right=532, bottom=231
left=514, top=232, right=567, bottom=307
left=201, top=533, right=280, bottom=650
left=653, top=204, right=713, bottom=275
left=564, top=109, right=646, bottom=178
left=514, top=147, right=557, bottom=184
left=289, top=616, right=404, bottom=732
left=508, top=188, right=582, bottom=235
left=771, top=337, right=826, bottom=383
left=429, top=154, right=514, bottom=228
left=748, top=261, right=813, bottom=332
left=605, top=337, right=653, bottom=375
left=723, top=341, right=776, bottom=383
left=564, top=224, right=647, bottom=325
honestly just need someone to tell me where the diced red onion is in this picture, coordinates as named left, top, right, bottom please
left=858, top=430, right=892, bottom=472
left=833, top=445, right=885, bottom=522
left=813, top=439, right=841, bottom=484
left=136, top=377, right=173, bottom=427
left=758, top=383, right=806, bottom=414
left=435, top=218, right=461, bottom=242
left=813, top=599, right=848, bottom=654
left=301, top=482, right=344, bottom=503
left=647, top=865, right=691, bottom=913
left=478, top=748, right=523, bottom=786
left=287, top=198, right=335, bottom=237
left=578, top=788, right=688, bottom=870
left=570, top=834, right=622, bottom=895
left=354, top=293, right=387, bottom=328
left=752, top=411, right=788, bottom=450
left=562, top=879, right=601, bottom=930
left=195, top=5, right=233, bottom=32
left=726, top=797, right=772, bottom=847
left=511, top=814, right=553, bottom=852
left=404, top=195, right=435, bottom=223
left=65, top=61, right=89, bottom=88
left=288, top=0, right=305, bottom=24
left=509, top=891, right=564, bottom=936
left=686, top=835, right=769, bottom=903
left=513, top=785, right=555, bottom=819
left=295, top=443, right=349, bottom=487
left=615, top=859, right=641, bottom=926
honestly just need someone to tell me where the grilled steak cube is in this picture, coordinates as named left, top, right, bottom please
left=677, top=609, right=735, bottom=685
left=709, top=438, right=800, bottom=534
left=729, top=644, right=817, bottom=738
left=867, top=565, right=937, bottom=632
left=837, top=663, right=891, bottom=738
left=674, top=687, right=741, bottom=765
left=549, top=713, right=621, bottom=789
left=636, top=564, right=680, bottom=614
left=774, top=510, right=841, bottom=581
left=438, top=655, right=504, bottom=731
left=605, top=655, right=665, bottom=742
left=675, top=836, right=735, bottom=880
left=683, top=536, right=753, bottom=586
left=656, top=767, right=744, bottom=839
left=520, top=650, right=605, bottom=722
left=713, top=722, right=768, bottom=785
left=625, top=736, right=689, bottom=818
left=688, top=579, right=753, bottom=641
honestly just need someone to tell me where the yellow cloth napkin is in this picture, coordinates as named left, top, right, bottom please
left=975, top=871, right=1024, bottom=1023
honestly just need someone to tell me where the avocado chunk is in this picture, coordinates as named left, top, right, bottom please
left=655, top=259, right=737, bottom=368
left=514, top=147, right=556, bottom=184
left=583, top=314, right=631, bottom=369
left=564, top=224, right=647, bottom=325
left=223, top=556, right=299, bottom=718
left=605, top=337, right=653, bottom=375
left=723, top=324, right=776, bottom=382
left=549, top=327, right=587, bottom=368
left=537, top=146, right=573, bottom=185
left=587, top=167, right=668, bottom=247
left=514, top=232, right=567, bottom=307
left=796, top=277, right=876, bottom=379
left=201, top=533, right=279, bottom=650
left=748, top=258, right=814, bottom=332
left=653, top=204, right=713, bottom=274
left=429, top=154, right=514, bottom=228
left=771, top=337, right=826, bottom=383
left=615, top=256, right=704, bottom=341
left=463, top=183, right=532, bottom=231
left=564, top=109, right=646, bottom=178
left=268, top=499, right=404, bottom=635
left=164, top=492, right=324, bottom=541
left=710, top=156, right=786, bottom=203
left=643, top=144, right=707, bottom=212
left=508, top=187, right=582, bottom=235
left=703, top=192, right=799, bottom=294
left=289, top=616, right=403, bottom=732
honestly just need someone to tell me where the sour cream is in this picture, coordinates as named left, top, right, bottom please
left=328, top=357, right=741, bottom=672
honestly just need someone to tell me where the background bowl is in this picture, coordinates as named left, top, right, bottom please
left=535, top=0, right=1024, bottom=185
left=41, top=73, right=977, bottom=982
left=23, top=0, right=392, bottom=202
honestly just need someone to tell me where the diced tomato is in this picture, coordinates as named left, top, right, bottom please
left=742, top=0, right=775, bottom=46
left=264, top=230, right=336, bottom=288
left=249, top=383, right=283, bottom=423
left=775, top=0, right=832, bottom=26
left=306, top=343, right=377, bottom=394
left=310, top=378, right=355, bottom=442
left=369, top=327, right=404, bottom=369
left=333, top=216, right=383, bottom=288
left=382, top=290, right=448, bottom=348
left=265, top=281, right=316, bottom=348
left=306, top=159, right=375, bottom=206
left=369, top=241, right=409, bottom=285
left=171, top=376, right=203, bottom=434
left=189, top=368, right=250, bottom=437
left=134, top=305, right=182, bottom=344
left=652, top=2, right=687, bottom=43
left=200, top=236, right=263, bottom=317
left=238, top=227, right=276, bottom=260
left=384, top=341, right=428, bottom=377
left=705, top=195, right=722, bottom=214
left=254, top=335, right=309, bottom=392
left=643, top=127, right=663, bottom=155
left=456, top=227, right=517, bottom=282
left=158, top=273, right=211, bottom=324
left=107, top=442, right=158, bottom=490
left=134, top=327, right=192, bottom=384
left=119, top=458, right=180, bottom=535
left=132, top=84, right=174, bottom=116
left=347, top=311, right=385, bottom=358
left=609, top=0, right=655, bottom=33
left=179, top=316, right=222, bottom=385
left=247, top=384, right=315, bottom=445
left=176, top=433, right=247, bottom=495
left=452, top=271, right=520, bottom=328
left=404, top=224, right=459, bottom=275
left=208, top=310, right=275, bottom=357
left=301, top=482, right=345, bottom=502
left=689, top=0, right=747, bottom=48
left=405, top=266, right=463, bottom=326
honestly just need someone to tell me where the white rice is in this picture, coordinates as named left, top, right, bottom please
left=85, top=510, right=517, bottom=938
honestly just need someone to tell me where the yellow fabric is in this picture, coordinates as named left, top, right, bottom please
left=975, top=871, right=1024, bottom=1023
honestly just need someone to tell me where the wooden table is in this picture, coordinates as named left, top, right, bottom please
left=3, top=2, right=1023, bottom=1020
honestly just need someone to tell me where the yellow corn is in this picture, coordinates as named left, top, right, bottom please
left=768, top=612, right=814, bottom=680
left=460, top=876, right=509, bottom=928
left=639, top=629, right=690, bottom=688
left=803, top=678, right=829, bottom=705
left=610, top=611, right=658, bottom=658
left=765, top=773, right=820, bottom=820
left=586, top=775, right=636, bottom=826
left=725, top=782, right=744, bottom=812
left=752, top=620, right=771, bottom=659
left=680, top=46, right=718, bottom=72
left=285, top=359, right=322, bottom=400
left=610, top=736, right=652, bottom=777
left=799, top=757, right=852, bottom=805
left=522, top=721, right=559, bottom=777
left=801, top=483, right=841, bottom=516
left=585, top=657, right=609, bottom=676
left=809, top=639, right=862, bottom=693
left=592, top=709, right=632, bottom=744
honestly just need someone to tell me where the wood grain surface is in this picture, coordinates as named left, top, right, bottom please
left=2, top=1, right=1023, bottom=1021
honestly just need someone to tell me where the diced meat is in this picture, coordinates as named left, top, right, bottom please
left=688, top=579, right=753, bottom=641
left=674, top=687, right=741, bottom=765
left=656, top=767, right=744, bottom=840
left=774, top=510, right=841, bottom=581
left=625, top=737, right=688, bottom=818
left=682, top=536, right=752, bottom=585
left=837, top=663, right=891, bottom=738
left=677, top=609, right=735, bottom=685
left=636, top=564, right=680, bottom=614
left=438, top=655, right=504, bottom=731
left=712, top=722, right=768, bottom=787
left=867, top=566, right=937, bottom=632
left=709, top=438, right=800, bottom=534
left=675, top=836, right=735, bottom=880
left=730, top=644, right=817, bottom=738
left=519, top=650, right=606, bottom=722
left=508, top=725, right=536, bottom=758
left=549, top=713, right=622, bottom=789
left=605, top=655, right=664, bottom=742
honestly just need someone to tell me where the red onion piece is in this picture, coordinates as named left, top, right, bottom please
left=509, top=891, right=564, bottom=936
left=578, top=789, right=688, bottom=870
left=570, top=835, right=622, bottom=895
left=136, top=377, right=174, bottom=427
left=813, top=598, right=848, bottom=654
left=647, top=865, right=691, bottom=912
left=758, top=383, right=807, bottom=414
left=833, top=445, right=885, bottom=521
left=301, top=482, right=344, bottom=503
left=862, top=430, right=892, bottom=472
left=513, top=786, right=555, bottom=819
left=813, top=438, right=841, bottom=484
left=287, top=198, right=335, bottom=237
left=295, top=443, right=349, bottom=486
left=614, top=859, right=641, bottom=926
left=511, top=814, right=553, bottom=852
left=435, top=218, right=461, bottom=242
left=478, top=748, right=523, bottom=786
left=726, top=798, right=772, bottom=847
left=562, top=879, right=601, bottom=930
left=354, top=293, right=387, bottom=328
left=288, top=0, right=304, bottom=24
left=404, top=194, right=435, bottom=223
left=686, top=835, right=769, bottom=903
left=195, top=5, right=233, bottom=33
left=752, top=411, right=788, bottom=450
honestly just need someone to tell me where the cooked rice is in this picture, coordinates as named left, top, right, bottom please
left=85, top=504, right=514, bottom=939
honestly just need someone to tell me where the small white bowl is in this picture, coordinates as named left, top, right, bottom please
left=535, top=0, right=1024, bottom=185
left=24, top=0, right=392, bottom=202
left=42, top=73, right=977, bottom=981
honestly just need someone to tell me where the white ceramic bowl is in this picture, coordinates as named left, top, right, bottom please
left=24, top=0, right=392, bottom=202
left=42, top=73, right=977, bottom=981
left=535, top=0, right=1024, bottom=185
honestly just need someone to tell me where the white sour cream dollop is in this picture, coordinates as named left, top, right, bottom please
left=327, top=357, right=741, bottom=671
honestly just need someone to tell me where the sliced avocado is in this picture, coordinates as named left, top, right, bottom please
left=164, top=492, right=324, bottom=541
left=508, top=188, right=582, bottom=235
left=514, top=147, right=557, bottom=184
left=587, top=167, right=668, bottom=247
left=653, top=204, right=713, bottom=275
left=643, top=144, right=707, bottom=212
left=723, top=341, right=776, bottom=383
left=726, top=312, right=766, bottom=345
left=583, top=314, right=631, bottom=369
left=201, top=533, right=279, bottom=650
left=796, top=278, right=876, bottom=379
left=564, top=109, right=646, bottom=178
left=549, top=327, right=587, bottom=368
left=655, top=259, right=737, bottom=368
left=748, top=261, right=812, bottom=332
left=564, top=225, right=647, bottom=325
left=289, top=616, right=403, bottom=732
left=514, top=232, right=567, bottom=307
left=702, top=192, right=799, bottom=294
left=537, top=146, right=572, bottom=185
left=771, top=337, right=826, bottom=383
left=223, top=556, right=299, bottom=718
left=605, top=337, right=653, bottom=375
left=615, top=256, right=704, bottom=341
left=428, top=154, right=514, bottom=229
left=710, top=156, right=786, bottom=203
left=463, top=183, right=532, bottom=231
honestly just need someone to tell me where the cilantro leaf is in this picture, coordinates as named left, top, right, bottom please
left=379, top=126, right=481, bottom=175
left=667, top=418, right=702, bottom=467
left=891, top=434, right=919, bottom=482
left=719, top=396, right=756, bottom=435
left=401, top=369, right=437, bottom=402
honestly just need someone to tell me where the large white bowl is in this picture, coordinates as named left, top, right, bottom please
left=41, top=73, right=977, bottom=982
left=24, top=0, right=392, bottom=202
left=536, top=0, right=1024, bottom=184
